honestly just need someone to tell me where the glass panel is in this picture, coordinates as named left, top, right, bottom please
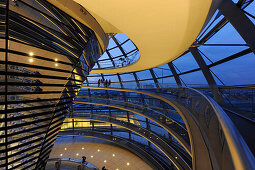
left=180, top=70, right=208, bottom=86
left=210, top=53, right=255, bottom=85
left=173, top=52, right=199, bottom=73
left=114, top=33, right=129, bottom=43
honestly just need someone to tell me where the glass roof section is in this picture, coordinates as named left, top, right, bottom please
left=93, top=33, right=140, bottom=69
left=86, top=0, right=254, bottom=88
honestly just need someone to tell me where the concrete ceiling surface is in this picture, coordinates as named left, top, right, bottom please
left=74, top=0, right=213, bottom=73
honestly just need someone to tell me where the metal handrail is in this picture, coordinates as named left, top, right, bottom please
left=156, top=86, right=255, bottom=170
left=63, top=114, right=192, bottom=169
left=75, top=96, right=184, bottom=127
left=47, top=157, right=98, bottom=169
left=74, top=98, right=191, bottom=155
left=182, top=87, right=255, bottom=170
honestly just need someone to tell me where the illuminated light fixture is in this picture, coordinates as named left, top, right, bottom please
left=90, top=155, right=93, bottom=158
left=55, top=63, right=59, bottom=67
left=82, top=147, right=84, bottom=150
left=97, top=149, right=100, bottom=152
left=54, top=58, right=58, bottom=61
left=76, top=153, right=79, bottom=156
left=116, top=169, right=119, bottom=170
left=104, top=160, right=107, bottom=163
left=29, top=58, right=33, bottom=63
left=60, top=154, right=63, bottom=156
left=175, top=156, right=178, bottom=159
left=28, top=52, right=34, bottom=56
left=64, top=148, right=67, bottom=150
left=127, top=162, right=130, bottom=166
left=112, top=154, right=115, bottom=157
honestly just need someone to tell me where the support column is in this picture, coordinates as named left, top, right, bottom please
left=145, top=118, right=151, bottom=148
left=133, top=72, right=141, bottom=89
left=110, top=124, right=113, bottom=135
left=218, top=0, right=255, bottom=53
left=168, top=62, right=182, bottom=86
left=116, top=73, right=124, bottom=88
left=149, top=69, right=159, bottom=88
left=189, top=47, right=225, bottom=105
left=106, top=50, right=116, bottom=67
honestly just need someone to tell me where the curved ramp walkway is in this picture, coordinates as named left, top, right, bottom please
left=80, top=86, right=255, bottom=170
left=74, top=96, right=191, bottom=155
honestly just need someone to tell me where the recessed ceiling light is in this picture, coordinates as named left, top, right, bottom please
left=55, top=63, right=58, bottom=66
left=54, top=58, right=58, bottom=61
left=90, top=155, right=93, bottom=158
left=60, top=154, right=63, bottom=156
left=28, top=52, right=34, bottom=56
left=76, top=153, right=79, bottom=156
left=64, top=148, right=67, bottom=150
left=97, top=149, right=100, bottom=152
left=104, top=160, right=107, bottom=163
left=82, top=147, right=84, bottom=150
left=29, top=58, right=33, bottom=62
left=112, top=154, right=115, bottom=157
left=127, top=162, right=130, bottom=166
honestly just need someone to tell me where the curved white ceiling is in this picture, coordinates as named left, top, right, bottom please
left=74, top=0, right=214, bottom=73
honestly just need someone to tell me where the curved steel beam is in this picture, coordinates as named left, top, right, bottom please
left=184, top=87, right=255, bottom=170
left=58, top=129, right=166, bottom=170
